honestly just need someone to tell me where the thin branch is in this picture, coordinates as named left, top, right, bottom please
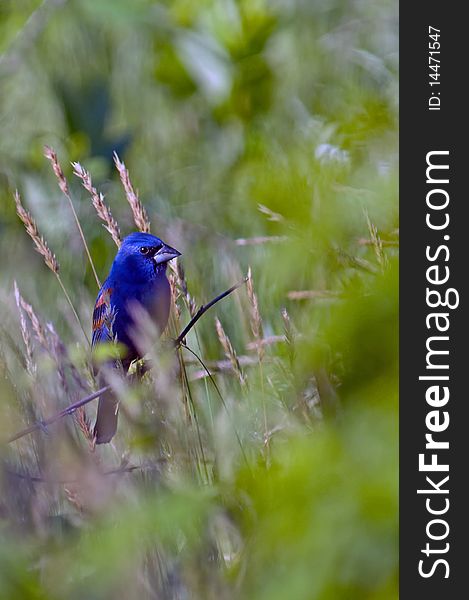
left=175, top=277, right=248, bottom=347
left=5, top=463, right=149, bottom=485
left=7, top=386, right=109, bottom=443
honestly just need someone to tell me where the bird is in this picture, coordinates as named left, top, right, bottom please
left=92, top=232, right=181, bottom=444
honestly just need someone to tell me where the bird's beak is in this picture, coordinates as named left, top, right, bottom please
left=154, top=243, right=181, bottom=264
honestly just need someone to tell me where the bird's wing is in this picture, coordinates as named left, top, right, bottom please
left=92, top=284, right=114, bottom=347
left=92, top=284, right=120, bottom=444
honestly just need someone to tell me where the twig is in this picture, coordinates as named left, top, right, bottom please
left=174, top=278, right=247, bottom=347
left=174, top=260, right=197, bottom=317
left=336, top=248, right=378, bottom=274
left=247, top=267, right=268, bottom=456
left=6, top=386, right=110, bottom=443
left=5, top=463, right=149, bottom=485
left=15, top=289, right=48, bottom=350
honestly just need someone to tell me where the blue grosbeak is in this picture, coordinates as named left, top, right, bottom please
left=92, top=232, right=180, bottom=443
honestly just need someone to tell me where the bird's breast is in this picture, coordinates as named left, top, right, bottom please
left=111, top=274, right=171, bottom=360
left=140, top=275, right=171, bottom=332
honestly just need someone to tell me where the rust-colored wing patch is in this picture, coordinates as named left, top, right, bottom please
left=92, top=287, right=113, bottom=346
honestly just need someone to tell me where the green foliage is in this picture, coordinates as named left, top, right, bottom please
left=0, top=0, right=397, bottom=598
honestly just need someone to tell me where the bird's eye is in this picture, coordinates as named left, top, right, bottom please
left=139, top=246, right=150, bottom=255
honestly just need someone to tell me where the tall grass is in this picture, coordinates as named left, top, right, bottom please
left=0, top=1, right=398, bottom=598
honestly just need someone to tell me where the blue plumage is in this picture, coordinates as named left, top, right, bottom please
left=92, top=232, right=180, bottom=443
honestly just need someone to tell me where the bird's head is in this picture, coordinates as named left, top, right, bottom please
left=111, top=232, right=181, bottom=283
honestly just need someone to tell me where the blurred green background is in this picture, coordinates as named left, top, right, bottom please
left=0, top=1, right=398, bottom=598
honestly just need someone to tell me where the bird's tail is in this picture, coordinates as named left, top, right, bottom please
left=94, top=386, right=119, bottom=444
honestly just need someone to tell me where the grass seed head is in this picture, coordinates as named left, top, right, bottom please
left=14, top=190, right=60, bottom=274
left=113, top=152, right=151, bottom=233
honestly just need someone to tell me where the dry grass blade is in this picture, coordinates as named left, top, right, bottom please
left=14, top=284, right=48, bottom=351
left=14, top=190, right=59, bottom=274
left=46, top=322, right=90, bottom=398
left=72, top=161, right=122, bottom=247
left=174, top=278, right=247, bottom=348
left=174, top=260, right=197, bottom=317
left=364, top=209, right=389, bottom=270
left=43, top=145, right=69, bottom=196
left=7, top=385, right=110, bottom=443
left=44, top=146, right=100, bottom=287
left=281, top=308, right=293, bottom=348
left=281, top=307, right=296, bottom=367
left=190, top=355, right=260, bottom=381
left=14, top=188, right=90, bottom=344
left=235, top=236, right=288, bottom=246
left=7, top=464, right=146, bottom=484
left=46, top=321, right=70, bottom=393
left=357, top=238, right=399, bottom=248
left=257, top=203, right=284, bottom=222
left=63, top=486, right=84, bottom=512
left=215, top=317, right=246, bottom=387
left=113, top=152, right=150, bottom=233
left=168, top=271, right=182, bottom=320
left=246, top=335, right=286, bottom=350
left=75, top=406, right=96, bottom=450
left=287, top=290, right=340, bottom=300
left=14, top=281, right=35, bottom=375
left=335, top=248, right=378, bottom=274
left=246, top=267, right=264, bottom=361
